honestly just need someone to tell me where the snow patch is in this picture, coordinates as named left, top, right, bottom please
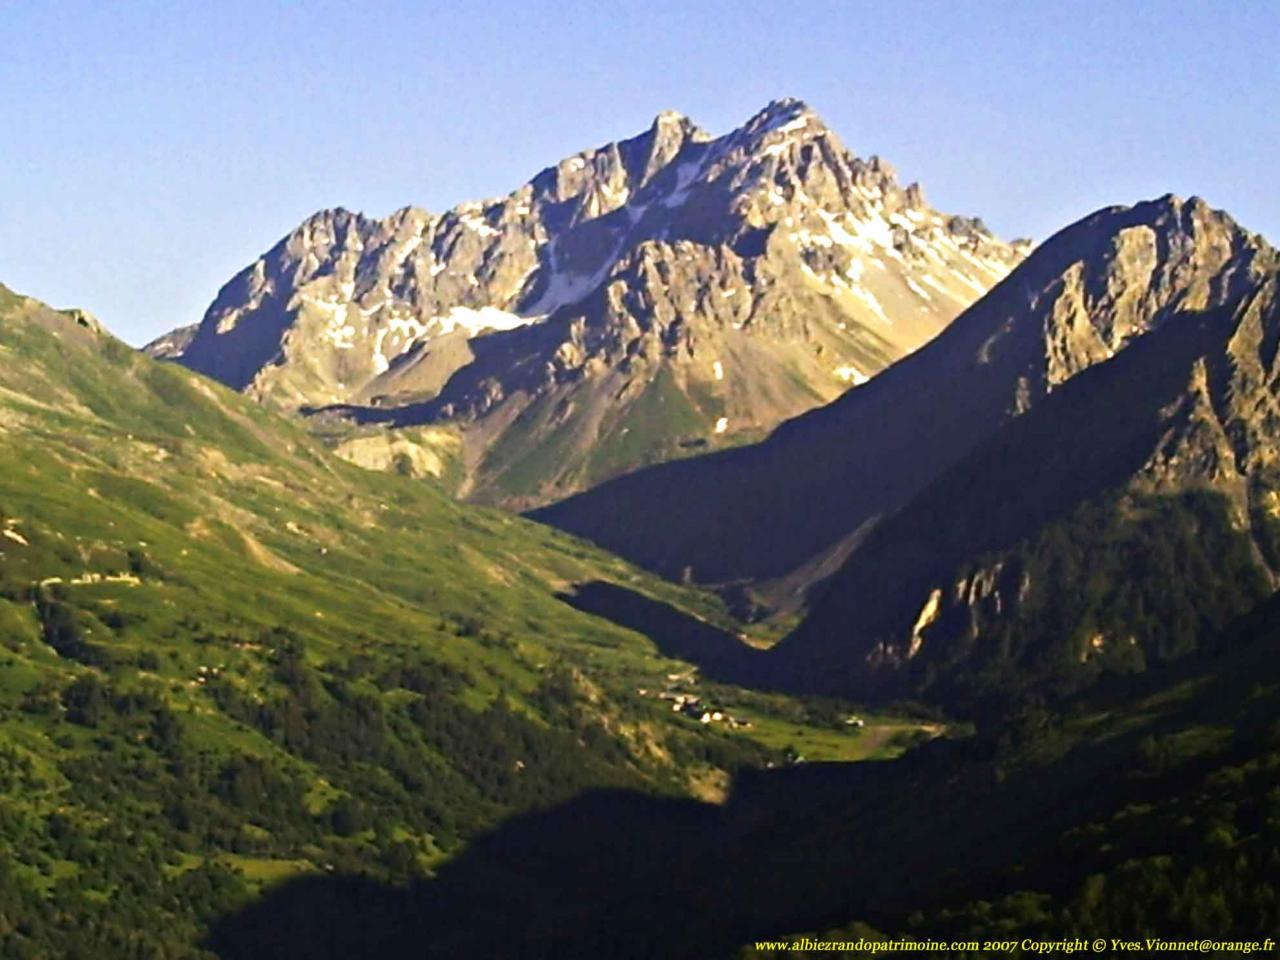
left=714, top=417, right=728, bottom=434
left=433, top=306, right=535, bottom=337
left=774, top=116, right=811, bottom=135
left=819, top=209, right=900, bottom=259
left=305, top=293, right=362, bottom=350
left=460, top=212, right=499, bottom=238
left=790, top=229, right=833, bottom=249
left=527, top=266, right=601, bottom=315
left=834, top=365, right=868, bottom=385
left=753, top=103, right=811, bottom=137
left=904, top=277, right=932, bottom=301
left=954, top=270, right=988, bottom=295
left=847, top=283, right=890, bottom=324
left=524, top=234, right=624, bottom=315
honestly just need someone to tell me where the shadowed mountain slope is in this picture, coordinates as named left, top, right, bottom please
left=205, top=595, right=1280, bottom=958
left=535, top=196, right=1276, bottom=588
left=777, top=278, right=1280, bottom=705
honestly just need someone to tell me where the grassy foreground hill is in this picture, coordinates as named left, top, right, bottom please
left=0, top=285, right=911, bottom=958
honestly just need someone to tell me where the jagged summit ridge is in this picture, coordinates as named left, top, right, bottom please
left=534, top=194, right=1277, bottom=584
left=157, top=98, right=1027, bottom=505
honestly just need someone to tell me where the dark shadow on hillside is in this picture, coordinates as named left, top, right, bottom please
left=204, top=760, right=928, bottom=960
left=204, top=611, right=1280, bottom=959
left=303, top=318, right=570, bottom=429
left=557, top=580, right=768, bottom=686
left=778, top=304, right=1248, bottom=700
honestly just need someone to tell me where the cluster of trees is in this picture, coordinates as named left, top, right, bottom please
left=751, top=608, right=1280, bottom=957
left=899, top=731, right=1280, bottom=949
left=921, top=490, right=1272, bottom=714
left=0, top=599, right=701, bottom=958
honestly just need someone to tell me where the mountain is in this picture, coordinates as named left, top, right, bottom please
left=143, top=321, right=198, bottom=359
left=0, top=282, right=917, bottom=956
left=151, top=98, right=1026, bottom=507
left=777, top=267, right=1280, bottom=706
left=535, top=196, right=1278, bottom=598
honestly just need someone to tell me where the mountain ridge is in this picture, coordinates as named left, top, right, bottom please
left=535, top=194, right=1277, bottom=587
left=151, top=98, right=1027, bottom=506
left=777, top=281, right=1280, bottom=703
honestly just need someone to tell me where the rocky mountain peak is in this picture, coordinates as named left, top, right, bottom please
left=774, top=212, right=1280, bottom=703
left=637, top=109, right=711, bottom=182
left=972, top=194, right=1277, bottom=402
left=157, top=99, right=1028, bottom=505
left=741, top=97, right=815, bottom=135
left=710, top=98, right=844, bottom=183
left=648, top=108, right=707, bottom=141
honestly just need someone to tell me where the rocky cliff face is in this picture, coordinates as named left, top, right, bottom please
left=536, top=196, right=1277, bottom=586
left=781, top=276, right=1280, bottom=704
left=154, top=98, right=1026, bottom=505
left=142, top=322, right=196, bottom=360
left=761, top=207, right=1280, bottom=704
left=970, top=195, right=1270, bottom=408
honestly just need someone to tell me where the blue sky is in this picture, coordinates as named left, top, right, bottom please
left=1, top=0, right=1276, bottom=344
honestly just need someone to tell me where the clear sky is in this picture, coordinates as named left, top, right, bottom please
left=1, top=0, right=1276, bottom=344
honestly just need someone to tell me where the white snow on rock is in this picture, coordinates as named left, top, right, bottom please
left=433, top=306, right=534, bottom=337
left=834, top=365, right=868, bottom=385
left=905, top=277, right=933, bottom=301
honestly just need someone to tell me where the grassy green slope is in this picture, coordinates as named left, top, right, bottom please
left=0, top=287, right=922, bottom=958
left=195, top=594, right=1280, bottom=959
